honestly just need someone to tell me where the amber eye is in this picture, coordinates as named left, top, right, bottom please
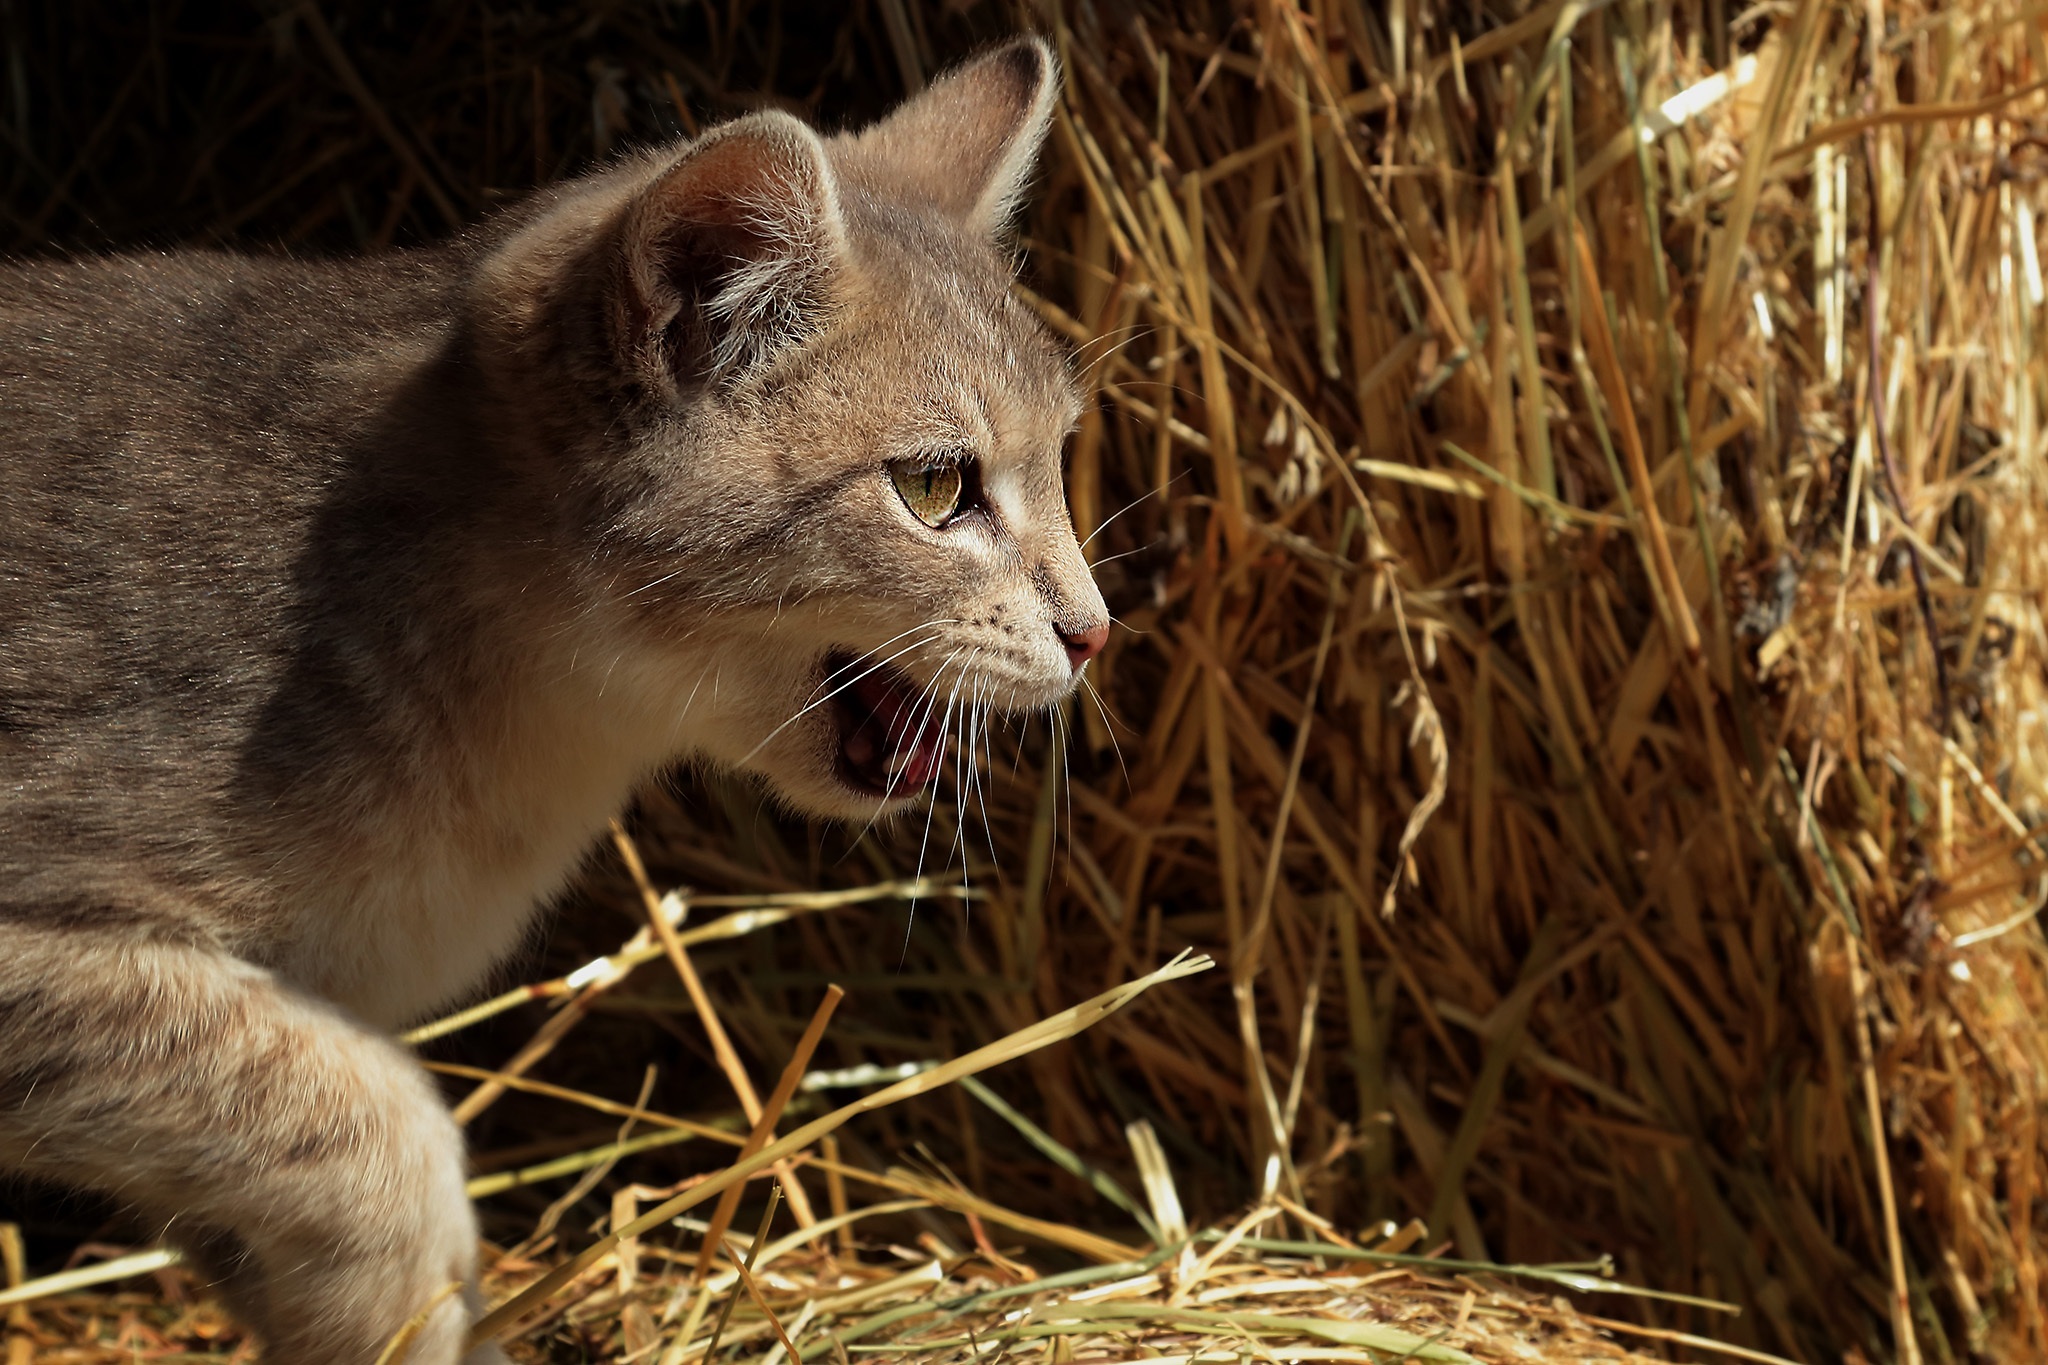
left=888, top=459, right=964, bottom=528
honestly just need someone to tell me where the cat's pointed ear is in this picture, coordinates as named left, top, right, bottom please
left=839, top=37, right=1057, bottom=235
left=620, top=111, right=846, bottom=389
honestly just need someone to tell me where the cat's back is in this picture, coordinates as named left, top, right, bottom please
left=0, top=248, right=458, bottom=900
left=1, top=247, right=448, bottom=473
left=1, top=247, right=443, bottom=670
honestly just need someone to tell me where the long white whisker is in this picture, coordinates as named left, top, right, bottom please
left=1080, top=674, right=1131, bottom=791
left=902, top=649, right=976, bottom=967
left=1040, top=708, right=1065, bottom=912
left=884, top=647, right=971, bottom=966
left=1054, top=702, right=1076, bottom=890
left=968, top=683, right=1002, bottom=876
left=1009, top=684, right=1028, bottom=780
left=736, top=626, right=950, bottom=767
left=893, top=648, right=972, bottom=843
left=1104, top=611, right=1156, bottom=637
left=799, top=620, right=963, bottom=707
left=944, top=659, right=976, bottom=877
left=1067, top=322, right=1154, bottom=371
left=959, top=678, right=981, bottom=844
left=1083, top=543, right=1158, bottom=570
left=849, top=646, right=965, bottom=848
left=1079, top=469, right=1192, bottom=552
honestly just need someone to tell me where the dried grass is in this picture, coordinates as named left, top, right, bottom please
left=5, top=1, right=2048, bottom=1361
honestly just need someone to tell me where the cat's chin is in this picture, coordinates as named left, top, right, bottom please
left=749, top=761, right=933, bottom=824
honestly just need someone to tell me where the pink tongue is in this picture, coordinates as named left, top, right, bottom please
left=851, top=669, right=941, bottom=788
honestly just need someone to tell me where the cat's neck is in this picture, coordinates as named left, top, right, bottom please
left=259, top=588, right=727, bottom=1024
left=225, top=317, right=736, bottom=1021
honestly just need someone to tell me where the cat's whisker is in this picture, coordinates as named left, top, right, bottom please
left=1068, top=321, right=1154, bottom=372
left=969, top=684, right=1002, bottom=877
left=1054, top=701, right=1076, bottom=881
left=1079, top=674, right=1131, bottom=792
left=1082, top=542, right=1159, bottom=570
left=1042, top=706, right=1054, bottom=766
left=942, top=656, right=978, bottom=878
left=985, top=688, right=1002, bottom=794
left=798, top=619, right=962, bottom=707
left=1037, top=706, right=1067, bottom=906
left=872, top=650, right=958, bottom=961
left=958, top=679, right=984, bottom=859
left=971, top=691, right=1021, bottom=935
left=980, top=695, right=998, bottom=771
left=1105, top=376, right=1209, bottom=409
left=1078, top=469, right=1190, bottom=553
left=995, top=683, right=1024, bottom=779
left=939, top=653, right=989, bottom=897
left=899, top=647, right=977, bottom=967
left=783, top=625, right=951, bottom=725
left=1105, top=611, right=1156, bottom=637
left=736, top=625, right=952, bottom=767
left=775, top=620, right=953, bottom=719
left=847, top=643, right=964, bottom=848
left=876, top=644, right=971, bottom=845
left=905, top=736, right=947, bottom=911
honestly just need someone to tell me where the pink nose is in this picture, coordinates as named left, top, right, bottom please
left=1058, top=621, right=1109, bottom=668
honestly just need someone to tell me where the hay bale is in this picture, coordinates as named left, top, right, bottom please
left=4, top=1, right=2046, bottom=1360
left=981, top=2, right=2048, bottom=1357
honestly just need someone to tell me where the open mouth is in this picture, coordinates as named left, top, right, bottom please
left=827, top=651, right=946, bottom=798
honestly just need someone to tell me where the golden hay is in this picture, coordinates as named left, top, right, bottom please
left=5, top=1, right=2048, bottom=1361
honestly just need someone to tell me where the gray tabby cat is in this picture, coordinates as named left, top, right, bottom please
left=0, top=37, right=1105, bottom=1364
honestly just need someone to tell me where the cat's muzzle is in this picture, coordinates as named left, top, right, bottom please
left=827, top=651, right=946, bottom=798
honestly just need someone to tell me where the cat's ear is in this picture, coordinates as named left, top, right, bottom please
left=620, top=111, right=846, bottom=389
left=839, top=36, right=1057, bottom=236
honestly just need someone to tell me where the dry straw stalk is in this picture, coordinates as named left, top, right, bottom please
left=4, top=0, right=2048, bottom=1361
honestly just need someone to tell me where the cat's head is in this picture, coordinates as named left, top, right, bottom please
left=489, top=38, right=1108, bottom=821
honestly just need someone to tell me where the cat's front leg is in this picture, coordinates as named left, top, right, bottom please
left=0, top=918, right=507, bottom=1365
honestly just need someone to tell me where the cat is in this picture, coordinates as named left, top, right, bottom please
left=0, top=36, right=1105, bottom=1365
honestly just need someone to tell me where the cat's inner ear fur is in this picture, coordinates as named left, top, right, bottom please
left=619, top=111, right=846, bottom=390
left=835, top=36, right=1058, bottom=236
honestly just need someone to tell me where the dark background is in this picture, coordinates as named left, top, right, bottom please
left=1, top=1, right=1027, bottom=256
